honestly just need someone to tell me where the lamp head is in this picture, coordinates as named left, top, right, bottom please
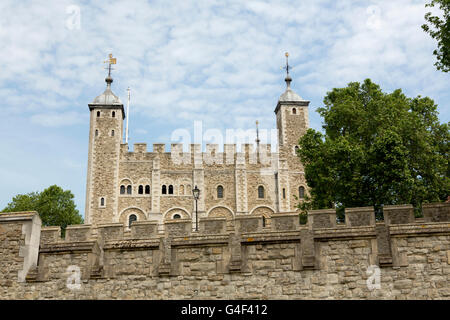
left=193, top=185, right=200, bottom=200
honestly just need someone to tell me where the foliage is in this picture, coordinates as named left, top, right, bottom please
left=422, top=0, right=450, bottom=72
left=297, top=79, right=449, bottom=214
left=2, top=185, right=83, bottom=231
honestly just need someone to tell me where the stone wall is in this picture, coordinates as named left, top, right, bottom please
left=1, top=202, right=449, bottom=300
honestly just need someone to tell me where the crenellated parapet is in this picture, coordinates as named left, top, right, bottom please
left=119, top=142, right=277, bottom=166
left=1, top=202, right=449, bottom=299
left=31, top=203, right=450, bottom=247
left=16, top=202, right=445, bottom=239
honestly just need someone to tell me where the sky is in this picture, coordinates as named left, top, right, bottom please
left=0, top=0, right=448, bottom=218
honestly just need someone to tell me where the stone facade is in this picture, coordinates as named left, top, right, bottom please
left=1, top=202, right=449, bottom=299
left=84, top=73, right=310, bottom=227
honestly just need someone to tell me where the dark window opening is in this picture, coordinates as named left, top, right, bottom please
left=127, top=185, right=132, bottom=195
left=258, top=186, right=265, bottom=199
left=217, top=185, right=224, bottom=198
left=162, top=185, right=167, bottom=194
left=299, top=186, right=305, bottom=199
left=168, top=185, right=174, bottom=194
left=282, top=188, right=286, bottom=199
left=138, top=185, right=143, bottom=194
left=97, top=111, right=100, bottom=117
left=100, top=197, right=105, bottom=206
left=112, top=111, right=115, bottom=118
left=292, top=108, right=296, bottom=114
left=128, top=214, right=137, bottom=227
left=95, top=130, right=98, bottom=137
left=120, top=185, right=125, bottom=194
left=262, top=216, right=266, bottom=227
left=173, top=214, right=181, bottom=219
left=145, top=185, right=150, bottom=194
left=111, top=130, right=115, bottom=137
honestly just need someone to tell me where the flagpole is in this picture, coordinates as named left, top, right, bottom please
left=126, top=87, right=130, bottom=144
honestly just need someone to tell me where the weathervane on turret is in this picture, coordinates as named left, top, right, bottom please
left=282, top=52, right=292, bottom=89
left=103, top=53, right=117, bottom=87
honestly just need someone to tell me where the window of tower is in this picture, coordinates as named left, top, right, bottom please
left=292, top=108, right=297, bottom=114
left=168, top=185, right=174, bottom=195
left=111, top=130, right=115, bottom=137
left=217, top=185, right=224, bottom=198
left=262, top=216, right=266, bottom=227
left=299, top=186, right=305, bottom=199
left=138, top=185, right=143, bottom=194
left=100, top=197, right=105, bottom=207
left=97, top=111, right=100, bottom=117
left=173, top=214, right=181, bottom=219
left=120, top=185, right=125, bottom=194
left=282, top=188, right=286, bottom=199
left=127, top=185, right=132, bottom=195
left=162, top=185, right=167, bottom=194
left=95, top=130, right=98, bottom=137
left=145, top=185, right=150, bottom=194
left=258, top=186, right=265, bottom=199
left=112, top=111, right=116, bottom=118
left=128, top=214, right=137, bottom=227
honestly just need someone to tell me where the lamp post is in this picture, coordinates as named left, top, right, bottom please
left=193, top=185, right=200, bottom=231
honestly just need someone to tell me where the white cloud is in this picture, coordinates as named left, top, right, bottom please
left=30, top=111, right=87, bottom=127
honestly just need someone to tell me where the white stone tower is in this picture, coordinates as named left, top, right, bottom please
left=274, top=53, right=310, bottom=211
left=85, top=55, right=125, bottom=225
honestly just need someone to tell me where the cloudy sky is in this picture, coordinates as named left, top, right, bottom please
left=0, top=0, right=448, bottom=217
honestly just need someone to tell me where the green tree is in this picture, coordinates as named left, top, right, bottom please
left=297, top=79, right=449, bottom=217
left=422, top=0, right=450, bottom=72
left=3, top=185, right=83, bottom=231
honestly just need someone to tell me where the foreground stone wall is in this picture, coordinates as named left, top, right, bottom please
left=0, top=203, right=449, bottom=300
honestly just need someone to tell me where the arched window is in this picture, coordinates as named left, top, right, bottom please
left=168, top=185, right=174, bottom=194
left=120, top=185, right=125, bottom=194
left=138, top=185, right=143, bottom=194
left=294, top=145, right=300, bottom=155
left=179, top=185, right=184, bottom=195
left=162, top=185, right=167, bottom=194
left=127, top=185, right=132, bottom=195
left=95, top=130, right=98, bottom=137
left=128, top=214, right=137, bottom=227
left=173, top=214, right=181, bottom=219
left=112, top=111, right=115, bottom=118
left=97, top=111, right=100, bottom=117
left=145, top=185, right=150, bottom=194
left=299, top=186, right=305, bottom=199
left=262, top=216, right=266, bottom=227
left=100, top=197, right=105, bottom=206
left=282, top=188, right=286, bottom=199
left=217, top=185, right=224, bottom=198
left=258, top=186, right=265, bottom=199
left=292, top=108, right=297, bottom=114
left=111, top=130, right=115, bottom=137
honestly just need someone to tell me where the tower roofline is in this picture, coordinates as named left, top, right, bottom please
left=274, top=99, right=310, bottom=114
left=88, top=103, right=125, bottom=119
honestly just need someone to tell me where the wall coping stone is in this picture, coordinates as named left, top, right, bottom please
left=308, top=209, right=336, bottom=215
left=0, top=211, right=39, bottom=223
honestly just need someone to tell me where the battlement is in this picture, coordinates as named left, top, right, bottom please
left=1, top=202, right=449, bottom=299
left=119, top=142, right=276, bottom=165
left=34, top=203, right=450, bottom=244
